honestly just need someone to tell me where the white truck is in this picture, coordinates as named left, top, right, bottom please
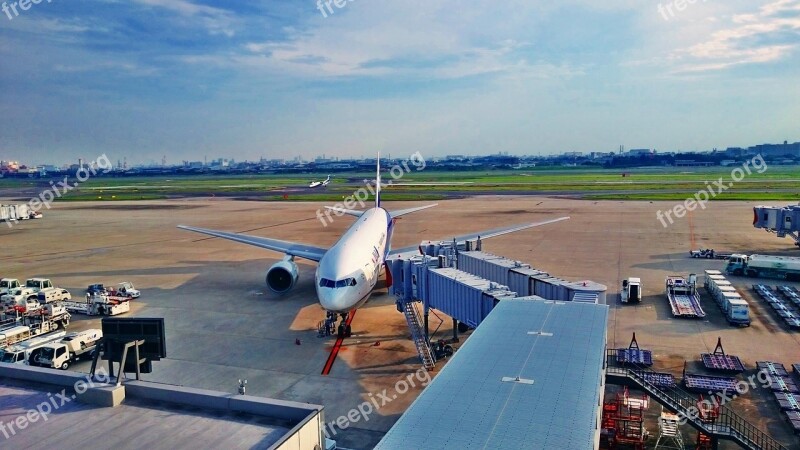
left=32, top=329, right=102, bottom=370
left=0, top=331, right=67, bottom=364
left=26, top=305, right=71, bottom=335
left=621, top=278, right=642, bottom=303
left=37, top=288, right=72, bottom=304
left=726, top=254, right=800, bottom=281
left=63, top=293, right=130, bottom=316
left=25, top=278, right=54, bottom=293
left=0, top=278, right=21, bottom=296
left=2, top=288, right=38, bottom=310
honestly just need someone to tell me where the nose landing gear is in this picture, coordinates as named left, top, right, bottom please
left=336, top=312, right=352, bottom=338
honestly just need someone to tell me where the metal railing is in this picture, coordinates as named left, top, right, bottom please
left=605, top=349, right=788, bottom=450
left=403, top=301, right=435, bottom=370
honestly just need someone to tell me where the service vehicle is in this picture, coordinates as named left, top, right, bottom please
left=37, top=288, right=72, bottom=304
left=0, top=331, right=67, bottom=364
left=726, top=254, right=800, bottom=280
left=25, top=278, right=54, bottom=293
left=0, top=278, right=21, bottom=296
left=621, top=277, right=642, bottom=303
left=31, top=329, right=102, bottom=370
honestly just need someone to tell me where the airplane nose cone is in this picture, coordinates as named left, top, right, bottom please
left=317, top=286, right=354, bottom=313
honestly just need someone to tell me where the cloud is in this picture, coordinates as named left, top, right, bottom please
left=672, top=0, right=800, bottom=72
left=184, top=2, right=589, bottom=84
left=133, top=0, right=237, bottom=37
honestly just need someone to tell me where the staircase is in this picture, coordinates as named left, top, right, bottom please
left=402, top=301, right=436, bottom=370
left=605, top=349, right=788, bottom=450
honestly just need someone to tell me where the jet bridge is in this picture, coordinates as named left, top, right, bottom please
left=388, top=239, right=607, bottom=368
left=753, top=205, right=800, bottom=247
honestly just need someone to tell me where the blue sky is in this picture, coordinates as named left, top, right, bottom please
left=0, top=0, right=798, bottom=165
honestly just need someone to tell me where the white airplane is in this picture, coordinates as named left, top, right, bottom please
left=179, top=159, right=568, bottom=337
left=309, top=175, right=331, bottom=188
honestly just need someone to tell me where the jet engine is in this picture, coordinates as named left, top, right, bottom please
left=265, top=258, right=299, bottom=294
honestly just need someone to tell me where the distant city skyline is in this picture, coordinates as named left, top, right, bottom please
left=1, top=1, right=798, bottom=165
left=3, top=138, right=799, bottom=169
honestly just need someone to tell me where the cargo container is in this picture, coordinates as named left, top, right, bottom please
left=725, top=298, right=751, bottom=326
left=705, top=274, right=750, bottom=326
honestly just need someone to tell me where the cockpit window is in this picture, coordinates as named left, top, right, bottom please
left=321, top=278, right=357, bottom=288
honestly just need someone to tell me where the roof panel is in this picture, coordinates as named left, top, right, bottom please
left=375, top=299, right=608, bottom=449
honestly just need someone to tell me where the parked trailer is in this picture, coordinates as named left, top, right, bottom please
left=0, top=326, right=32, bottom=349
left=63, top=294, right=130, bottom=316
left=665, top=275, right=705, bottom=318
left=752, top=285, right=800, bottom=329
left=726, top=254, right=800, bottom=281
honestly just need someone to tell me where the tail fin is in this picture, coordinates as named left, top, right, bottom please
left=375, top=152, right=381, bottom=208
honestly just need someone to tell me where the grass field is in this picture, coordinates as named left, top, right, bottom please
left=3, top=165, right=799, bottom=202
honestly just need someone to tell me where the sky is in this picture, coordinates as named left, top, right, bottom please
left=0, top=0, right=798, bottom=165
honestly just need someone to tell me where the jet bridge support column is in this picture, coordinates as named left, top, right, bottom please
left=452, top=318, right=458, bottom=342
left=423, top=305, right=429, bottom=343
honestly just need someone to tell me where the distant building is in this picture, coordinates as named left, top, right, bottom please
left=725, top=147, right=746, bottom=157
left=628, top=149, right=653, bottom=156
left=748, top=141, right=800, bottom=157
left=674, top=160, right=714, bottom=167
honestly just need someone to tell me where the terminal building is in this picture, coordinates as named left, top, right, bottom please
left=376, top=299, right=609, bottom=449
left=0, top=364, right=325, bottom=450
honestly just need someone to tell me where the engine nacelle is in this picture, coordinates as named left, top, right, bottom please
left=265, top=259, right=299, bottom=294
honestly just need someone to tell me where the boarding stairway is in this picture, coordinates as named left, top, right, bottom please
left=605, top=349, right=788, bottom=450
left=402, top=301, right=436, bottom=370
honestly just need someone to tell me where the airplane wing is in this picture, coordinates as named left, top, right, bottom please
left=177, top=225, right=327, bottom=262
left=388, top=217, right=569, bottom=259
left=390, top=204, right=438, bottom=218
left=324, top=206, right=364, bottom=218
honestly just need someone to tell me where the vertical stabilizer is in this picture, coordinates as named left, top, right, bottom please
left=376, top=152, right=381, bottom=208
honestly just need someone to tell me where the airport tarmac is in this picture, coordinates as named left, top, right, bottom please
left=2, top=197, right=799, bottom=449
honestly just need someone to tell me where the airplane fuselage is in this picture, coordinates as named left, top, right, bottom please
left=315, top=207, right=392, bottom=312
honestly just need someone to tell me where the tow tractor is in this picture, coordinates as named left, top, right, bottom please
left=690, top=249, right=732, bottom=259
